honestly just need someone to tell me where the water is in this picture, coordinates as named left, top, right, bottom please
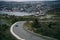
left=0, top=11, right=33, bottom=16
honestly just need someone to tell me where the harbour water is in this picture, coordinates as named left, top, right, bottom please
left=0, top=11, right=33, bottom=16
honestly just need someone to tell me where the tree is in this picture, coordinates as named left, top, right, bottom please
left=32, top=18, right=41, bottom=28
left=48, top=22, right=52, bottom=28
left=48, top=22, right=56, bottom=28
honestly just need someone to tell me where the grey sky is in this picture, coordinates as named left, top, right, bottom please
left=0, top=0, right=57, bottom=2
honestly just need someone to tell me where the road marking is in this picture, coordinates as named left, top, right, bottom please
left=10, top=22, right=25, bottom=40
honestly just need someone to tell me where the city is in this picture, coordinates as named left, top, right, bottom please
left=0, top=0, right=60, bottom=40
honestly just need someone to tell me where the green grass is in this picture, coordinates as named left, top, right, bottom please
left=24, top=21, right=60, bottom=40
left=0, top=15, right=17, bottom=40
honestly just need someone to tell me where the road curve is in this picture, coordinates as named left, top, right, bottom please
left=10, top=21, right=48, bottom=40
left=10, top=22, right=25, bottom=40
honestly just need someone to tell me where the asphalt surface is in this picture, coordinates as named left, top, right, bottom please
left=13, top=21, right=47, bottom=40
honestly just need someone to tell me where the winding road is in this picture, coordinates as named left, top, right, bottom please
left=10, top=21, right=57, bottom=40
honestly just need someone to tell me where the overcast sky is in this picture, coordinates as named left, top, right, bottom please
left=0, top=0, right=57, bottom=2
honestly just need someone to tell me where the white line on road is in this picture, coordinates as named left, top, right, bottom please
left=10, top=22, right=25, bottom=40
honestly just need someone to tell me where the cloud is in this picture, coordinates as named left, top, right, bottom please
left=0, top=0, right=57, bottom=2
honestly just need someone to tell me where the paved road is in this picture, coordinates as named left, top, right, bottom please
left=13, top=21, right=48, bottom=40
